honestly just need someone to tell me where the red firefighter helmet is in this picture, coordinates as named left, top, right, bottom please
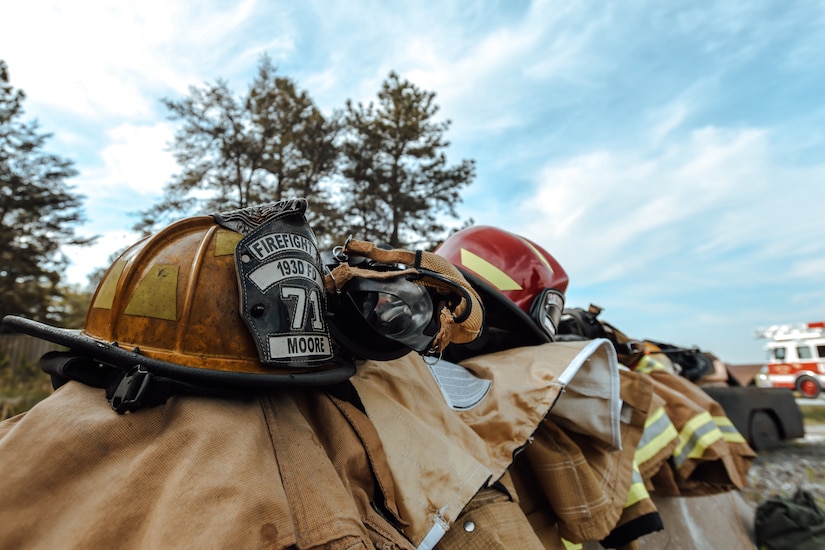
left=435, top=225, right=568, bottom=358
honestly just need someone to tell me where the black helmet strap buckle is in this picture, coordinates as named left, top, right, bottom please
left=106, top=365, right=244, bottom=414
left=108, top=366, right=156, bottom=414
left=40, top=350, right=247, bottom=415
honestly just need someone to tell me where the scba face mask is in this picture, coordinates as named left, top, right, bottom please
left=323, top=238, right=484, bottom=361
left=348, top=276, right=436, bottom=354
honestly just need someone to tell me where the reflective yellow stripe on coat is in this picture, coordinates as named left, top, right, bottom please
left=714, top=415, right=747, bottom=444
left=635, top=405, right=678, bottom=468
left=625, top=460, right=650, bottom=508
left=672, top=410, right=724, bottom=469
left=633, top=354, right=667, bottom=374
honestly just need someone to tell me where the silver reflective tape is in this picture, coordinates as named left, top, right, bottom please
left=268, top=334, right=332, bottom=360
left=249, top=258, right=322, bottom=291
left=247, top=233, right=316, bottom=261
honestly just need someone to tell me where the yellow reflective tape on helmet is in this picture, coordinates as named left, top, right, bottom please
left=625, top=460, right=650, bottom=508
left=123, top=264, right=179, bottom=321
left=460, top=248, right=522, bottom=291
left=92, top=260, right=128, bottom=310
left=520, top=236, right=554, bottom=274
left=673, top=410, right=724, bottom=469
left=714, top=415, right=748, bottom=444
left=561, top=538, right=583, bottom=550
left=214, top=228, right=243, bottom=256
left=635, top=405, right=678, bottom=466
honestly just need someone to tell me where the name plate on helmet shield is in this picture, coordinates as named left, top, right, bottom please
left=227, top=202, right=334, bottom=368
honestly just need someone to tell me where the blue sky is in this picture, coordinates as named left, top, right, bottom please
left=4, top=0, right=825, bottom=364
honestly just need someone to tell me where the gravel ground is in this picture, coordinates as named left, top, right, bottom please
left=740, top=423, right=825, bottom=510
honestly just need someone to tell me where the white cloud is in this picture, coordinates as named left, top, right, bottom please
left=790, top=257, right=825, bottom=279
left=647, top=101, right=690, bottom=145
left=514, top=125, right=824, bottom=289
left=398, top=3, right=602, bottom=134
left=3, top=0, right=271, bottom=119
left=64, top=229, right=138, bottom=287
left=81, top=122, right=177, bottom=197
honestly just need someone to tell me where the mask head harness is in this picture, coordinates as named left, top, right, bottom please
left=323, top=237, right=484, bottom=361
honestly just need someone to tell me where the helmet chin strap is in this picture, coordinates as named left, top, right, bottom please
left=324, top=237, right=484, bottom=353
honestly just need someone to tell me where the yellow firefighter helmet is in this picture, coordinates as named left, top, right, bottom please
left=4, top=199, right=355, bottom=396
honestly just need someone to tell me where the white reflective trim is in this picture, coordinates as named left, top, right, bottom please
left=248, top=258, right=322, bottom=291
left=268, top=334, right=332, bottom=360
left=427, top=359, right=492, bottom=410
left=417, top=521, right=447, bottom=550
left=246, top=232, right=316, bottom=261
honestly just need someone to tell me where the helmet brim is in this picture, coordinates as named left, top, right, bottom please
left=442, top=269, right=551, bottom=362
left=3, top=315, right=355, bottom=389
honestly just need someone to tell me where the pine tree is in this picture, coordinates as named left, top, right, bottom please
left=137, top=56, right=341, bottom=245
left=340, top=72, right=475, bottom=248
left=0, top=60, right=91, bottom=328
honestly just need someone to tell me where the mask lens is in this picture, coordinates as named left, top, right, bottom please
left=354, top=278, right=435, bottom=352
left=372, top=293, right=416, bottom=335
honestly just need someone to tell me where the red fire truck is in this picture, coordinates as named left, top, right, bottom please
left=756, top=321, right=825, bottom=399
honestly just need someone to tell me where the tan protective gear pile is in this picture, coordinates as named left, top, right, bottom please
left=0, top=337, right=755, bottom=549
